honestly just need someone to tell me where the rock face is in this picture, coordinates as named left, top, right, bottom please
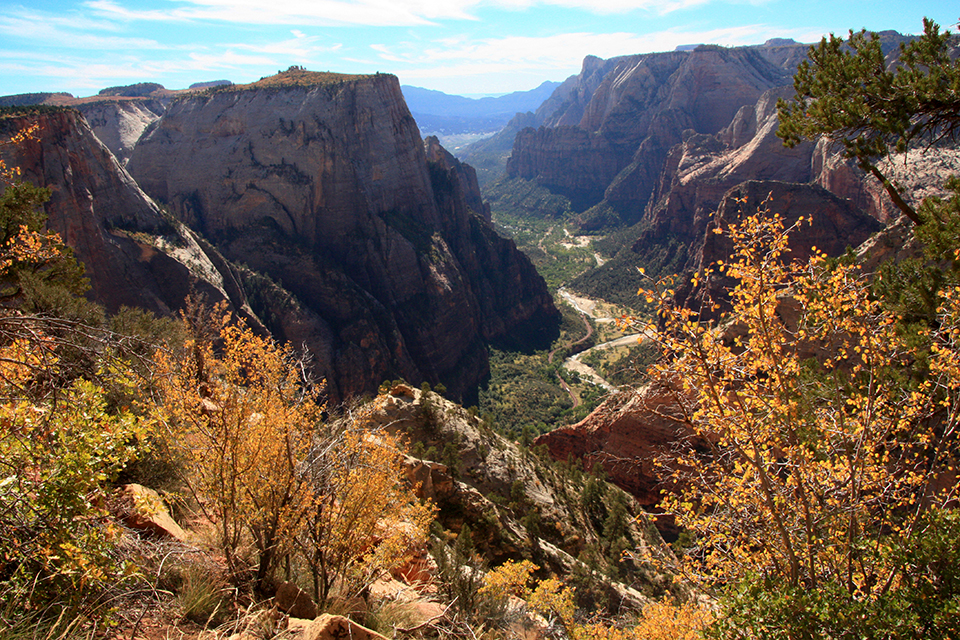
left=127, top=71, right=557, bottom=401
left=366, top=384, right=664, bottom=605
left=506, top=45, right=798, bottom=222
left=629, top=86, right=816, bottom=269
left=0, top=110, right=249, bottom=318
left=75, top=99, right=165, bottom=165
left=633, top=87, right=879, bottom=274
left=675, top=179, right=882, bottom=315
left=568, top=83, right=886, bottom=305
left=423, top=135, right=491, bottom=222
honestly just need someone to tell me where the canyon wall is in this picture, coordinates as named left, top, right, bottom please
left=0, top=109, right=248, bottom=318
left=126, top=71, right=557, bottom=401
left=505, top=45, right=799, bottom=224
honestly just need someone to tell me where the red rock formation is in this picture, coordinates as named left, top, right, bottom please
left=535, top=383, right=696, bottom=508
left=675, top=180, right=882, bottom=315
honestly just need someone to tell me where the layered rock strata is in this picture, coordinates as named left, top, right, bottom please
left=127, top=71, right=557, bottom=401
left=506, top=45, right=799, bottom=222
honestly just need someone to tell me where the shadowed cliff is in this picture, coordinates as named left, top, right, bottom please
left=125, top=70, right=558, bottom=401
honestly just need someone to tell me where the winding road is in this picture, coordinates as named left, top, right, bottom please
left=551, top=288, right=643, bottom=406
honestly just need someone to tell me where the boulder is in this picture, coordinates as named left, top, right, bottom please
left=275, top=581, right=318, bottom=620
left=112, top=484, right=188, bottom=542
left=303, top=614, right=388, bottom=640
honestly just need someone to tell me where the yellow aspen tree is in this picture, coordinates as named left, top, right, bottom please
left=152, top=303, right=321, bottom=590
left=571, top=601, right=713, bottom=640
left=631, top=204, right=953, bottom=605
left=298, top=398, right=435, bottom=605
left=481, top=560, right=576, bottom=632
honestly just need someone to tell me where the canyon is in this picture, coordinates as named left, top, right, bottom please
left=1, top=69, right=558, bottom=403
left=3, top=30, right=955, bottom=517
left=509, top=33, right=959, bottom=516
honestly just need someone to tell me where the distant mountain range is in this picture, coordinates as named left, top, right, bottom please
left=401, top=81, right=560, bottom=135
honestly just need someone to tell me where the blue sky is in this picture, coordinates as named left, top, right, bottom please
left=0, top=0, right=956, bottom=98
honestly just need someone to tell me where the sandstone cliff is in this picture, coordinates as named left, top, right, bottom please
left=535, top=383, right=694, bottom=513
left=75, top=99, right=165, bottom=165
left=126, top=70, right=557, bottom=401
left=0, top=109, right=251, bottom=318
left=506, top=45, right=798, bottom=223
left=569, top=70, right=959, bottom=306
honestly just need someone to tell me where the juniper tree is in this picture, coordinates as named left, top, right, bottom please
left=777, top=18, right=960, bottom=225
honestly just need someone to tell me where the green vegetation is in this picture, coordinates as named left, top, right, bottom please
left=778, top=18, right=960, bottom=224
left=491, top=212, right=605, bottom=291
left=579, top=340, right=659, bottom=387
left=480, top=347, right=573, bottom=436
left=480, top=303, right=609, bottom=437
left=570, top=225, right=690, bottom=308
left=486, top=176, right=578, bottom=220
left=0, top=104, right=72, bottom=118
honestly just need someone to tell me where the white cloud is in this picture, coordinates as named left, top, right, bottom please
left=84, top=0, right=464, bottom=27
left=0, top=14, right=163, bottom=49
left=232, top=35, right=343, bottom=59
left=488, top=0, right=716, bottom=15
left=380, top=24, right=807, bottom=93
left=79, top=0, right=760, bottom=28
left=376, top=25, right=779, bottom=69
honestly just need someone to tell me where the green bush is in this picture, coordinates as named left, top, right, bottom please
left=0, top=379, right=145, bottom=611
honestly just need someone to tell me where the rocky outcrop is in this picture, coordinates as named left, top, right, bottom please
left=813, top=139, right=960, bottom=224
left=629, top=86, right=816, bottom=267
left=506, top=126, right=624, bottom=209
left=636, top=85, right=883, bottom=268
left=366, top=384, right=666, bottom=606
left=567, top=82, right=894, bottom=305
left=127, top=71, right=557, bottom=401
left=674, top=180, right=882, bottom=315
left=709, top=180, right=882, bottom=265
left=535, top=383, right=695, bottom=511
left=75, top=99, right=165, bottom=165
left=0, top=109, right=250, bottom=318
left=540, top=54, right=622, bottom=128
